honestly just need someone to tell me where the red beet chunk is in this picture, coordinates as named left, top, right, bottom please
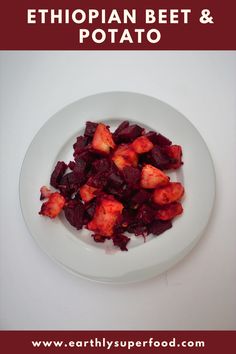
left=73, top=136, right=90, bottom=155
left=149, top=219, right=172, bottom=236
left=74, top=147, right=95, bottom=163
left=112, top=234, right=130, bottom=251
left=64, top=200, right=85, bottom=230
left=123, top=166, right=141, bottom=187
left=145, top=131, right=159, bottom=144
left=107, top=172, right=124, bottom=189
left=58, top=172, right=80, bottom=196
left=136, top=204, right=155, bottom=224
left=73, top=158, right=87, bottom=180
left=68, top=161, right=76, bottom=170
left=156, top=133, right=172, bottom=146
left=113, top=208, right=136, bottom=233
left=130, top=190, right=151, bottom=209
left=149, top=146, right=172, bottom=170
left=84, top=121, right=98, bottom=138
left=113, top=121, right=130, bottom=143
left=127, top=223, right=148, bottom=236
left=105, top=184, right=122, bottom=198
left=121, top=208, right=137, bottom=224
left=114, top=124, right=143, bottom=143
left=50, top=161, right=67, bottom=188
left=105, top=183, right=132, bottom=201
left=84, top=199, right=97, bottom=221
left=145, top=132, right=172, bottom=146
left=92, top=158, right=111, bottom=173
left=113, top=223, right=126, bottom=235
left=87, top=169, right=110, bottom=189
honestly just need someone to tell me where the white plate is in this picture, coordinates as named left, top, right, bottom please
left=19, top=92, right=215, bottom=283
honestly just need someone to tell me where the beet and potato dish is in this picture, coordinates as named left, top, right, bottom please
left=39, top=121, right=184, bottom=251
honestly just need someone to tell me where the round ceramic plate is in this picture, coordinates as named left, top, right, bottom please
left=19, top=92, right=215, bottom=283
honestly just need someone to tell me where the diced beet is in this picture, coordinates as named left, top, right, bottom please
left=112, top=234, right=130, bottom=251
left=104, top=165, right=125, bottom=194
left=106, top=183, right=134, bottom=202
left=64, top=200, right=85, bottom=230
left=123, top=166, right=141, bottom=187
left=113, top=223, right=126, bottom=235
left=156, top=133, right=172, bottom=146
left=149, top=220, right=172, bottom=236
left=136, top=204, right=155, bottom=224
left=68, top=161, right=76, bottom=170
left=130, top=190, right=151, bottom=209
left=59, top=172, right=75, bottom=186
left=117, top=209, right=134, bottom=226
left=84, top=121, right=98, bottom=138
left=115, top=124, right=143, bottom=143
left=107, top=172, right=124, bottom=189
left=149, top=146, right=172, bottom=170
left=73, top=158, right=87, bottom=182
left=73, top=136, right=89, bottom=155
left=58, top=172, right=80, bottom=196
left=74, top=148, right=95, bottom=163
left=145, top=131, right=159, bottom=145
left=113, top=208, right=136, bottom=233
left=92, top=158, right=111, bottom=173
left=50, top=161, right=67, bottom=188
left=105, top=184, right=124, bottom=198
left=84, top=199, right=97, bottom=220
left=87, top=171, right=109, bottom=189
left=148, top=201, right=162, bottom=211
left=127, top=223, right=148, bottom=236
left=113, top=121, right=129, bottom=143
left=145, top=131, right=172, bottom=146
left=73, top=192, right=83, bottom=201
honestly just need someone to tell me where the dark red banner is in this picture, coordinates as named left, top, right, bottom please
left=0, top=0, right=235, bottom=49
left=0, top=331, right=236, bottom=354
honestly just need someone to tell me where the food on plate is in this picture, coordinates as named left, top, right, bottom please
left=39, top=192, right=65, bottom=218
left=39, top=121, right=184, bottom=251
left=112, top=144, right=138, bottom=170
left=88, top=195, right=124, bottom=236
left=140, top=164, right=169, bottom=189
left=132, top=136, right=154, bottom=154
left=155, top=202, right=183, bottom=221
left=40, top=186, right=52, bottom=200
left=92, top=123, right=115, bottom=153
left=153, top=182, right=184, bottom=205
left=79, top=182, right=99, bottom=202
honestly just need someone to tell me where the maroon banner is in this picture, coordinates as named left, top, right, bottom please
left=0, top=331, right=236, bottom=354
left=0, top=0, right=236, bottom=50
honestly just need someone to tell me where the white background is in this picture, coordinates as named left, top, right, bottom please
left=0, top=51, right=236, bottom=330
